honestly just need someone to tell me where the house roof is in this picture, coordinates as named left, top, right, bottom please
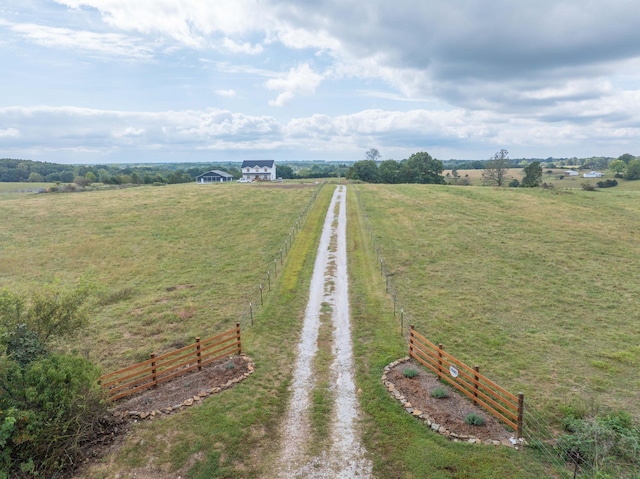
left=196, top=170, right=233, bottom=179
left=241, top=160, right=275, bottom=168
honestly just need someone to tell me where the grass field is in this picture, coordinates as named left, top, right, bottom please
left=0, top=182, right=319, bottom=370
left=4, top=179, right=635, bottom=477
left=355, top=183, right=640, bottom=420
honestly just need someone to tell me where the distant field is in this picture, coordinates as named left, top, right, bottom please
left=357, top=183, right=640, bottom=418
left=0, top=182, right=319, bottom=370
left=0, top=182, right=51, bottom=194
left=444, top=168, right=640, bottom=191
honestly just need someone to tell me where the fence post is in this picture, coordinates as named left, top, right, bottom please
left=196, top=337, right=202, bottom=371
left=236, top=322, right=242, bottom=355
left=380, top=259, right=384, bottom=276
left=518, top=393, right=525, bottom=439
left=280, top=248, right=283, bottom=265
left=437, top=344, right=444, bottom=380
left=409, top=325, right=415, bottom=357
left=274, top=259, right=277, bottom=276
left=267, top=270, right=271, bottom=291
left=385, top=274, right=389, bottom=293
left=151, top=353, right=157, bottom=388
left=473, top=365, right=480, bottom=405
left=393, top=292, right=397, bottom=318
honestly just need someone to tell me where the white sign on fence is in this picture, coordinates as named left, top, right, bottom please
left=449, top=365, right=459, bottom=378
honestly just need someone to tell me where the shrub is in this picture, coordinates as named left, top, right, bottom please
left=0, top=354, right=108, bottom=476
left=402, top=368, right=418, bottom=378
left=596, top=179, right=618, bottom=188
left=431, top=387, right=449, bottom=399
left=581, top=183, right=596, bottom=191
left=464, top=412, right=486, bottom=426
left=508, top=179, right=520, bottom=187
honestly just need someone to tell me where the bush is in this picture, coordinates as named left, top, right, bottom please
left=581, top=183, right=596, bottom=191
left=557, top=409, right=640, bottom=474
left=464, top=412, right=486, bottom=426
left=0, top=354, right=108, bottom=476
left=431, top=387, right=449, bottom=399
left=596, top=179, right=618, bottom=188
left=402, top=368, right=418, bottom=378
left=508, top=179, right=520, bottom=188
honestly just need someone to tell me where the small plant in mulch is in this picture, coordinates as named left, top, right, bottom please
left=464, top=412, right=486, bottom=426
left=226, top=361, right=235, bottom=370
left=431, top=387, right=449, bottom=399
left=403, top=368, right=419, bottom=378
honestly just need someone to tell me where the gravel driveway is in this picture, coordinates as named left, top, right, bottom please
left=274, top=185, right=372, bottom=478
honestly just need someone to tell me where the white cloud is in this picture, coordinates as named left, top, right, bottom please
left=265, top=63, right=324, bottom=106
left=0, top=128, right=20, bottom=138
left=3, top=20, right=155, bottom=59
left=222, top=37, right=263, bottom=55
left=215, top=89, right=237, bottom=98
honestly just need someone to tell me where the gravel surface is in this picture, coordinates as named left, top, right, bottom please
left=274, top=186, right=371, bottom=478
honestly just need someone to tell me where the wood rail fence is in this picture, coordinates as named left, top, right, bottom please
left=409, top=325, right=524, bottom=438
left=100, top=323, right=241, bottom=402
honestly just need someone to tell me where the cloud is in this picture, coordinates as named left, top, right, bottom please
left=222, top=37, right=263, bottom=54
left=265, top=63, right=324, bottom=106
left=1, top=19, right=155, bottom=60
left=0, top=128, right=20, bottom=138
left=215, top=89, right=237, bottom=98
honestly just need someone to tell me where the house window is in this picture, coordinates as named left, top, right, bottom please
left=264, top=167, right=268, bottom=172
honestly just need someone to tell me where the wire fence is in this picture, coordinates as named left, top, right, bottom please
left=351, top=183, right=607, bottom=478
left=235, top=181, right=327, bottom=330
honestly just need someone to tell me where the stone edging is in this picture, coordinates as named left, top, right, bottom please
left=111, top=354, right=255, bottom=421
left=383, top=357, right=524, bottom=449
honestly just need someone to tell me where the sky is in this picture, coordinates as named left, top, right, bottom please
left=1, top=1, right=640, bottom=164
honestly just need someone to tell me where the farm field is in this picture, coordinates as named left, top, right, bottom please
left=0, top=181, right=319, bottom=370
left=355, top=183, right=640, bottom=420
left=1, top=181, right=557, bottom=478
left=444, top=168, right=640, bottom=191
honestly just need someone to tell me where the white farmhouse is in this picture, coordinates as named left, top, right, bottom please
left=583, top=171, right=604, bottom=178
left=241, top=160, right=277, bottom=181
left=564, top=170, right=579, bottom=176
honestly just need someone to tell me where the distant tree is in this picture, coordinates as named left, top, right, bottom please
left=617, top=153, right=635, bottom=164
left=59, top=171, right=75, bottom=183
left=398, top=152, right=445, bottom=184
left=377, top=159, right=400, bottom=184
left=364, top=148, right=381, bottom=162
left=482, top=149, right=510, bottom=186
left=521, top=161, right=543, bottom=187
left=624, top=159, right=640, bottom=180
left=346, top=160, right=379, bottom=182
left=608, top=160, right=626, bottom=174
left=85, top=171, right=97, bottom=183
left=277, top=164, right=295, bottom=179
left=27, top=172, right=44, bottom=182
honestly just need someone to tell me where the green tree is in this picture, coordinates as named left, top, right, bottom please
left=346, top=160, right=379, bottom=183
left=398, top=152, right=445, bottom=184
left=624, top=159, right=640, bottom=180
left=377, top=159, right=400, bottom=184
left=85, top=171, right=97, bottom=183
left=277, top=164, right=295, bottom=179
left=609, top=160, right=626, bottom=174
left=521, top=161, right=543, bottom=187
left=27, top=172, right=44, bottom=183
left=617, top=153, right=635, bottom=164
left=482, top=149, right=511, bottom=186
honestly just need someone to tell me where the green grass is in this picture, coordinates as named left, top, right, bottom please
left=0, top=182, right=319, bottom=371
left=346, top=186, right=554, bottom=478
left=355, top=183, right=640, bottom=420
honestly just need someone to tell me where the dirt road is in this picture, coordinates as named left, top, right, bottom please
left=275, top=185, right=372, bottom=478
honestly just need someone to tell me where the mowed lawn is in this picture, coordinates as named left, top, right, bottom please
left=0, top=182, right=318, bottom=371
left=357, top=183, right=640, bottom=418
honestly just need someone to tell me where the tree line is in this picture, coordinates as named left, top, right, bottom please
left=345, top=150, right=446, bottom=184
left=0, top=158, right=351, bottom=184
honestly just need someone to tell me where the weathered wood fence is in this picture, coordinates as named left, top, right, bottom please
left=100, top=323, right=241, bottom=402
left=409, top=325, right=524, bottom=438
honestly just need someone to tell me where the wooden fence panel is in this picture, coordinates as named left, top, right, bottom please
left=409, top=325, right=523, bottom=437
left=100, top=323, right=241, bottom=402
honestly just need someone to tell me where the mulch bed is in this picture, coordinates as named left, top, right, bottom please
left=386, top=359, right=517, bottom=445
